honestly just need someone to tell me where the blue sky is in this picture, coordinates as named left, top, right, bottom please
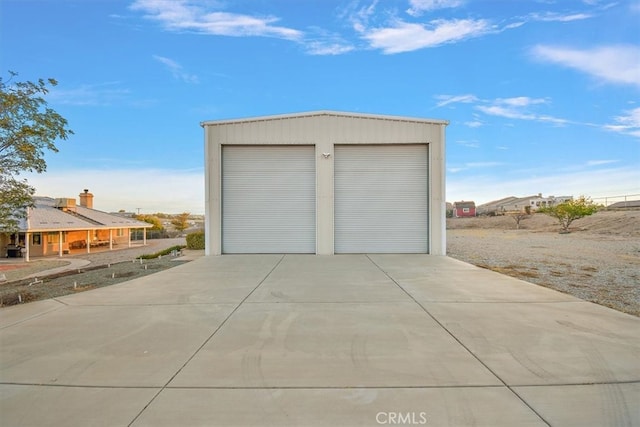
left=2, top=0, right=639, bottom=214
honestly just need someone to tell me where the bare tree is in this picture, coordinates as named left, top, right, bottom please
left=508, top=211, right=530, bottom=229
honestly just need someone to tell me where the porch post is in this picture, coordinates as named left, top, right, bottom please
left=58, top=231, right=63, bottom=257
left=109, top=229, right=113, bottom=250
left=143, top=227, right=147, bottom=246
left=128, top=229, right=132, bottom=248
left=25, top=232, right=30, bottom=262
left=86, top=230, right=91, bottom=253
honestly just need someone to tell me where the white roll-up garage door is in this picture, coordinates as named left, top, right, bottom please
left=222, top=145, right=316, bottom=253
left=335, top=144, right=429, bottom=253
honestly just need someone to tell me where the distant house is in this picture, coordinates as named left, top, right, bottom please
left=453, top=201, right=476, bottom=217
left=477, top=194, right=572, bottom=215
left=526, top=194, right=573, bottom=211
left=1, top=190, right=152, bottom=261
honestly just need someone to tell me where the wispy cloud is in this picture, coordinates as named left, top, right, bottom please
left=130, top=0, right=302, bottom=40
left=407, top=0, right=463, bottom=16
left=153, top=55, right=199, bottom=83
left=439, top=93, right=639, bottom=136
left=403, top=2, right=601, bottom=52
left=528, top=11, right=594, bottom=22
left=306, top=41, right=355, bottom=55
left=48, top=82, right=131, bottom=106
left=128, top=0, right=614, bottom=58
left=359, top=18, right=493, bottom=53
left=304, top=28, right=355, bottom=55
left=586, top=159, right=618, bottom=166
left=131, top=0, right=358, bottom=56
left=531, top=44, right=640, bottom=87
left=603, top=107, right=640, bottom=138
left=457, top=140, right=480, bottom=148
left=466, top=161, right=503, bottom=168
left=448, top=161, right=503, bottom=173
left=476, top=97, right=570, bottom=125
left=497, top=97, right=548, bottom=107
left=435, top=93, right=570, bottom=126
left=435, top=94, right=479, bottom=107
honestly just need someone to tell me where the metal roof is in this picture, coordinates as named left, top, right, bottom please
left=201, top=110, right=449, bottom=127
left=16, top=197, right=152, bottom=232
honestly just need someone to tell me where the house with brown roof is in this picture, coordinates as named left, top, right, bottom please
left=1, top=190, right=152, bottom=261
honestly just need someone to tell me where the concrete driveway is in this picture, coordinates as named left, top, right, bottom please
left=1, top=255, right=638, bottom=426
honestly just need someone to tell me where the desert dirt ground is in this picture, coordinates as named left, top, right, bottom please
left=447, top=209, right=639, bottom=316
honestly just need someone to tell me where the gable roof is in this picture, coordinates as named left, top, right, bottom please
left=201, top=110, right=449, bottom=127
left=16, top=197, right=152, bottom=232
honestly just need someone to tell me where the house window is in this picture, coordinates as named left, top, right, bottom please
left=32, top=233, right=41, bottom=246
left=116, top=228, right=124, bottom=237
left=47, top=232, right=67, bottom=244
left=462, top=208, right=470, bottom=213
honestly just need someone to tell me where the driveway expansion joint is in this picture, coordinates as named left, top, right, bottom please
left=365, top=254, right=553, bottom=427
left=125, top=254, right=286, bottom=427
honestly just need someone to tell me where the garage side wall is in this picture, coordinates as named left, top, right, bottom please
left=204, top=113, right=446, bottom=256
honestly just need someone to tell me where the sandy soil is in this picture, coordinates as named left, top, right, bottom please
left=447, top=210, right=639, bottom=316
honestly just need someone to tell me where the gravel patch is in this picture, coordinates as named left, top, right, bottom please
left=0, top=256, right=189, bottom=306
left=447, top=218, right=640, bottom=316
left=0, top=238, right=189, bottom=307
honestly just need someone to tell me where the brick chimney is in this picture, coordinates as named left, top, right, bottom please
left=79, top=189, right=94, bottom=209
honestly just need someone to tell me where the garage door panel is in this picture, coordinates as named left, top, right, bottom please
left=222, top=146, right=315, bottom=254
left=335, top=144, right=428, bottom=254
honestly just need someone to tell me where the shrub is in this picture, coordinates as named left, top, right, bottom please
left=538, top=196, right=601, bottom=233
left=139, top=245, right=186, bottom=260
left=186, top=231, right=205, bottom=250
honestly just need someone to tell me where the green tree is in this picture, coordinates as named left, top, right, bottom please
left=171, top=212, right=191, bottom=232
left=135, top=214, right=164, bottom=231
left=538, top=196, right=600, bottom=233
left=0, top=71, right=73, bottom=231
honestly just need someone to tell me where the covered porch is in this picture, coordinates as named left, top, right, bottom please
left=2, top=227, right=150, bottom=262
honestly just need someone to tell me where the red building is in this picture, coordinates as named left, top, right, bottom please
left=453, top=201, right=476, bottom=218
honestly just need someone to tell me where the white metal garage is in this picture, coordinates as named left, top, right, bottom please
left=202, top=111, right=447, bottom=256
left=334, top=144, right=429, bottom=253
left=222, top=145, right=316, bottom=253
